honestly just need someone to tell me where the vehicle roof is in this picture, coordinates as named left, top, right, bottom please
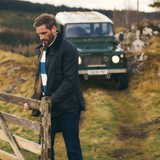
left=55, top=11, right=113, bottom=25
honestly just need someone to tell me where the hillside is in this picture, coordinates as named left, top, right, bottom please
left=0, top=0, right=160, bottom=57
left=1, top=38, right=160, bottom=159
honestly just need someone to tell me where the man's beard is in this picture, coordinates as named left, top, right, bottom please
left=43, top=40, right=49, bottom=46
left=43, top=34, right=55, bottom=46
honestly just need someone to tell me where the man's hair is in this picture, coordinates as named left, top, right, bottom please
left=33, top=13, right=57, bottom=30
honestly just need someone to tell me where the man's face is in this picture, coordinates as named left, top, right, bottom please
left=36, top=24, right=56, bottom=46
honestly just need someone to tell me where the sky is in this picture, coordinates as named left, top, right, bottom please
left=22, top=0, right=156, bottom=12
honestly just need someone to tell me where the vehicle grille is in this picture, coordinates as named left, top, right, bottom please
left=84, top=55, right=110, bottom=67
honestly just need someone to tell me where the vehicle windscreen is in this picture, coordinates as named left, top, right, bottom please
left=65, top=23, right=114, bottom=38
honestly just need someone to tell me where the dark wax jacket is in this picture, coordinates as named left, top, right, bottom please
left=32, top=32, right=85, bottom=117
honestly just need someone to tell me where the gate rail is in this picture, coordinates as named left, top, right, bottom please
left=0, top=92, right=51, bottom=160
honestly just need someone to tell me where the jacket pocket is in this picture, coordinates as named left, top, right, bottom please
left=76, top=89, right=85, bottom=110
left=52, top=98, right=70, bottom=112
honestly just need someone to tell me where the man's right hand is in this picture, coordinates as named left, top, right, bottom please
left=24, top=103, right=31, bottom=110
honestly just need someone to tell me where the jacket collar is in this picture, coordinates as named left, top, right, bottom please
left=36, top=31, right=63, bottom=50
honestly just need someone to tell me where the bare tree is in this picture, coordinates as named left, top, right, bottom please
left=123, top=0, right=137, bottom=27
left=137, top=0, right=139, bottom=24
left=113, top=7, right=117, bottom=29
left=123, top=0, right=134, bottom=27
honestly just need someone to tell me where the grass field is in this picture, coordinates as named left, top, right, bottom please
left=1, top=38, right=160, bottom=159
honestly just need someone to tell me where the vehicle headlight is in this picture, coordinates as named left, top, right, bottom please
left=78, top=56, right=82, bottom=65
left=120, top=54, right=124, bottom=58
left=112, top=55, right=120, bottom=63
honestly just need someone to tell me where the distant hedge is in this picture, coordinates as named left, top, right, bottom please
left=0, top=31, right=40, bottom=46
left=0, top=0, right=57, bottom=14
left=0, top=0, right=113, bottom=18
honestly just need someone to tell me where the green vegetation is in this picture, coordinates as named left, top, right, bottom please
left=0, top=10, right=39, bottom=31
left=0, top=9, right=41, bottom=57
left=1, top=38, right=160, bottom=159
left=149, top=2, right=160, bottom=9
left=0, top=31, right=40, bottom=46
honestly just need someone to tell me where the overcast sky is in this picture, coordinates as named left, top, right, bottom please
left=22, top=0, right=156, bottom=12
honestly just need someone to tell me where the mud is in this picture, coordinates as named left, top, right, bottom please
left=112, top=117, right=160, bottom=159
left=115, top=117, right=160, bottom=141
left=107, top=149, right=144, bottom=159
left=115, top=125, right=150, bottom=140
left=140, top=117, right=160, bottom=128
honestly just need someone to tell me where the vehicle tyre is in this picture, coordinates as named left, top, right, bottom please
left=116, top=73, right=128, bottom=90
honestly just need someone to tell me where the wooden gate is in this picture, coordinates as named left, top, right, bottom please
left=0, top=92, right=52, bottom=160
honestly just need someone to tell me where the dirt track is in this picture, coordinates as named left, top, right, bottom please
left=80, top=78, right=160, bottom=159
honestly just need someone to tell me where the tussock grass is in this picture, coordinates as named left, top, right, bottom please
left=129, top=38, right=160, bottom=105
left=0, top=50, right=37, bottom=120
left=114, top=28, right=126, bottom=34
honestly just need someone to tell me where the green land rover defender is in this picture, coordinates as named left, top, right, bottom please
left=55, top=11, right=128, bottom=90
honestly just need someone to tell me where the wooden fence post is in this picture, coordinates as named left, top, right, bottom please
left=40, top=97, right=52, bottom=160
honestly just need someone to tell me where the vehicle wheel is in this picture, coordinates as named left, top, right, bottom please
left=116, top=73, right=128, bottom=90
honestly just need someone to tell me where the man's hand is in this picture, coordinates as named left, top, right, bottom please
left=24, top=103, right=41, bottom=112
left=24, top=103, right=31, bottom=110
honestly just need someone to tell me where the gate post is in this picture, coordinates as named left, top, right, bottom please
left=40, top=97, right=52, bottom=160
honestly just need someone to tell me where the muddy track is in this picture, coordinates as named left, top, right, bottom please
left=107, top=85, right=160, bottom=159
left=81, top=78, right=160, bottom=159
left=107, top=90, right=148, bottom=159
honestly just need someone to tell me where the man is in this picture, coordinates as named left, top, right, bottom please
left=24, top=13, right=85, bottom=160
